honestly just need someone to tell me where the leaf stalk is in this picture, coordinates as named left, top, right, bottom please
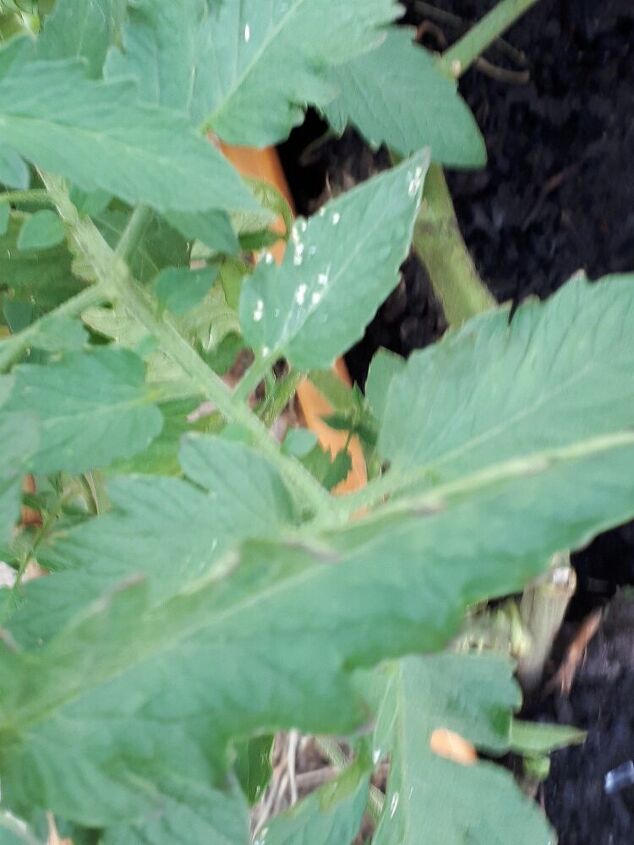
left=41, top=175, right=337, bottom=520
left=440, top=0, right=542, bottom=78
left=414, top=163, right=495, bottom=324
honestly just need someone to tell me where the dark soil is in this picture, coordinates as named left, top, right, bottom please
left=535, top=592, right=634, bottom=845
left=278, top=1, right=634, bottom=842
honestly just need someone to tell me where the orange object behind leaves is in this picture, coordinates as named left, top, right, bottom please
left=221, top=143, right=367, bottom=493
left=429, top=728, right=478, bottom=765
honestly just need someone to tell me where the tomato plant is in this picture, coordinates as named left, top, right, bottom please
left=0, top=1, right=631, bottom=843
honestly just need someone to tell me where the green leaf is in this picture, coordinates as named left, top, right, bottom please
left=1, top=300, right=37, bottom=335
left=202, top=0, right=401, bottom=145
left=104, top=0, right=207, bottom=113
left=265, top=753, right=370, bottom=845
left=36, top=0, right=127, bottom=78
left=240, top=152, right=428, bottom=369
left=0, top=810, right=44, bottom=845
left=379, top=274, right=634, bottom=487
left=510, top=719, right=586, bottom=754
left=0, top=378, right=38, bottom=548
left=153, top=266, right=219, bottom=315
left=69, top=185, right=112, bottom=217
left=234, top=735, right=273, bottom=805
left=0, top=146, right=29, bottom=189
left=323, top=28, right=486, bottom=167
left=234, top=177, right=294, bottom=251
left=105, top=0, right=401, bottom=145
left=94, top=208, right=190, bottom=284
left=2, top=348, right=163, bottom=474
left=0, top=202, right=9, bottom=235
left=4, top=429, right=634, bottom=827
left=300, top=444, right=352, bottom=492
left=12, top=476, right=231, bottom=646
left=0, top=215, right=83, bottom=309
left=165, top=210, right=239, bottom=256
left=0, top=59, right=259, bottom=214
left=100, top=778, right=249, bottom=845
left=372, top=655, right=554, bottom=845
left=16, top=210, right=65, bottom=252
left=12, top=433, right=298, bottom=644
left=282, top=428, right=354, bottom=491
left=365, top=348, right=405, bottom=423
left=106, top=397, right=210, bottom=476
left=178, top=433, right=297, bottom=534
left=308, top=371, right=360, bottom=415
left=80, top=304, right=183, bottom=382
left=27, top=315, right=88, bottom=352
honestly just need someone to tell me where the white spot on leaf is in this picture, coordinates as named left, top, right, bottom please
left=253, top=299, right=264, bottom=322
left=295, top=283, right=307, bottom=305
left=390, top=792, right=400, bottom=818
left=243, top=23, right=251, bottom=42
left=293, top=242, right=305, bottom=266
left=331, top=211, right=341, bottom=225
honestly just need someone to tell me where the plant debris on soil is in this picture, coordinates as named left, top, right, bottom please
left=278, top=1, right=634, bottom=842
left=535, top=591, right=634, bottom=845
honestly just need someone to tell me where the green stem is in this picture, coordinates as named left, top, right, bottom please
left=517, top=554, right=576, bottom=693
left=115, top=205, right=153, bottom=261
left=414, top=1, right=542, bottom=326
left=415, top=163, right=495, bottom=325
left=0, top=282, right=107, bottom=372
left=315, top=737, right=384, bottom=824
left=261, top=370, right=302, bottom=427
left=118, top=287, right=335, bottom=517
left=440, top=0, right=541, bottom=78
left=233, top=354, right=273, bottom=402
left=41, top=175, right=336, bottom=520
left=0, top=189, right=51, bottom=206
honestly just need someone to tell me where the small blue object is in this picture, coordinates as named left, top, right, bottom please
left=604, top=761, right=634, bottom=795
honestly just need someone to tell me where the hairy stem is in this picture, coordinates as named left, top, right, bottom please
left=0, top=282, right=107, bottom=372
left=41, top=175, right=336, bottom=519
left=413, top=1, right=542, bottom=324
left=115, top=204, right=153, bottom=261
left=0, top=189, right=52, bottom=206
left=440, top=0, right=542, bottom=78
left=517, top=554, right=576, bottom=693
left=415, top=163, right=495, bottom=325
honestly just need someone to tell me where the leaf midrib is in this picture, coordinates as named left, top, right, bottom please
left=9, top=430, right=634, bottom=737
left=391, top=357, right=595, bottom=479
left=206, top=0, right=305, bottom=129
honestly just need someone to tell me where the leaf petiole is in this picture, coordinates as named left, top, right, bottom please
left=42, top=176, right=338, bottom=521
left=439, top=0, right=541, bottom=78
